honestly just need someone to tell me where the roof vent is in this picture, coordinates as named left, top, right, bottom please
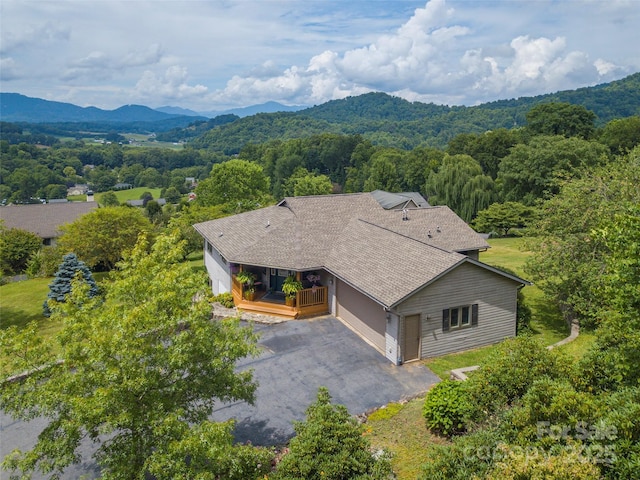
left=218, top=232, right=223, bottom=237
left=427, top=230, right=432, bottom=238
left=437, top=226, right=441, bottom=233
left=402, top=209, right=408, bottom=221
left=266, top=220, right=270, bottom=228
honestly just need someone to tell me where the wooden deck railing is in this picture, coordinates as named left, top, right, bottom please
left=297, top=286, right=327, bottom=308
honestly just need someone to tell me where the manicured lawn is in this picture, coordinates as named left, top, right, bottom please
left=426, top=237, right=570, bottom=380
left=0, top=277, right=52, bottom=332
left=95, top=187, right=162, bottom=205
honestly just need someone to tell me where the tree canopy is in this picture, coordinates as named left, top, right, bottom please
left=57, top=206, right=153, bottom=270
left=1, top=232, right=264, bottom=479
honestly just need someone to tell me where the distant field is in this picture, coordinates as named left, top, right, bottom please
left=124, top=134, right=185, bottom=150
left=95, top=187, right=162, bottom=204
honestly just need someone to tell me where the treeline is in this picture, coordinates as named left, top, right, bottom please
left=183, top=72, right=640, bottom=152
left=2, top=102, right=640, bottom=225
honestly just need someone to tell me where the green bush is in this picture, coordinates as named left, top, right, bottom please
left=422, top=380, right=471, bottom=437
left=26, top=245, right=65, bottom=278
left=465, top=336, right=569, bottom=418
left=213, top=292, right=235, bottom=308
left=419, top=428, right=504, bottom=480
left=273, top=387, right=393, bottom=480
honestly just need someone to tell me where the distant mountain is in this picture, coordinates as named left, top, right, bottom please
left=0, top=93, right=190, bottom=123
left=189, top=72, right=640, bottom=153
left=199, top=101, right=306, bottom=118
left=155, top=105, right=202, bottom=116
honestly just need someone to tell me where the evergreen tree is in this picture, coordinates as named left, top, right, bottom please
left=43, top=253, right=98, bottom=316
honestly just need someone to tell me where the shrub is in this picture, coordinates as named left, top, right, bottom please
left=273, top=387, right=393, bottom=479
left=26, top=245, right=64, bottom=278
left=419, top=428, right=504, bottom=480
left=213, top=292, right=235, bottom=308
left=422, top=380, right=471, bottom=437
left=465, top=335, right=569, bottom=418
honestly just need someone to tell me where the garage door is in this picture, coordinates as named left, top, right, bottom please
left=336, top=280, right=386, bottom=352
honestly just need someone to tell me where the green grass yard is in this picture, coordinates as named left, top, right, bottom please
left=95, top=187, right=162, bottom=205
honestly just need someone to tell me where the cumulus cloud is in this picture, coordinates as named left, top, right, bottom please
left=62, top=44, right=164, bottom=81
left=0, top=57, right=18, bottom=80
left=135, top=65, right=208, bottom=102
left=210, top=0, right=624, bottom=107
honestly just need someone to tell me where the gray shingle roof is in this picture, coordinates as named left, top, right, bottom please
left=194, top=192, right=516, bottom=307
left=0, top=202, right=98, bottom=239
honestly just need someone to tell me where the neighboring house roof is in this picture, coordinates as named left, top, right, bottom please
left=126, top=198, right=167, bottom=207
left=194, top=192, right=526, bottom=308
left=370, top=190, right=430, bottom=209
left=0, top=202, right=98, bottom=239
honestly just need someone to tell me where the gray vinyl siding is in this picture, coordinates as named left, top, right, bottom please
left=336, top=280, right=386, bottom=353
left=203, top=242, right=231, bottom=295
left=396, top=262, right=518, bottom=358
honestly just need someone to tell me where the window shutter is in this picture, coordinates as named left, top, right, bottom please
left=442, top=309, right=449, bottom=332
left=472, top=304, right=479, bottom=326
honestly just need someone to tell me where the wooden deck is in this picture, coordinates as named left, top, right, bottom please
left=232, top=276, right=328, bottom=319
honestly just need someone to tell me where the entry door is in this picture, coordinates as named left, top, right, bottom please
left=270, top=269, right=289, bottom=292
left=403, top=315, right=421, bottom=362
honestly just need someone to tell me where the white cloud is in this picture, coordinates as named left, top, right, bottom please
left=0, top=57, right=17, bottom=80
left=135, top=66, right=208, bottom=102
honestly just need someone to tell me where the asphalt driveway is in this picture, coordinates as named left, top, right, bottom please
left=1, top=316, right=438, bottom=478
left=211, top=315, right=439, bottom=445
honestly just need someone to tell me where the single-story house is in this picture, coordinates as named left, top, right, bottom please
left=0, top=201, right=98, bottom=245
left=194, top=192, right=529, bottom=364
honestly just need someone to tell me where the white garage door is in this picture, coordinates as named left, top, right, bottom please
left=336, top=280, right=386, bottom=353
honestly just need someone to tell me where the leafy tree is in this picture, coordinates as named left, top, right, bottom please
left=99, top=190, right=119, bottom=207
left=282, top=167, right=333, bottom=197
left=525, top=149, right=640, bottom=326
left=162, top=185, right=182, bottom=203
left=472, top=202, right=533, bottom=236
left=526, top=102, right=596, bottom=139
left=0, top=224, right=41, bottom=275
left=425, top=154, right=496, bottom=222
left=1, top=233, right=262, bottom=479
left=363, top=149, right=403, bottom=193
left=40, top=183, right=68, bottom=200
left=498, top=135, right=609, bottom=205
left=43, top=252, right=98, bottom=316
left=599, top=115, right=640, bottom=155
left=57, top=206, right=152, bottom=270
left=195, top=159, right=272, bottom=211
left=274, top=387, right=393, bottom=480
left=166, top=204, right=228, bottom=257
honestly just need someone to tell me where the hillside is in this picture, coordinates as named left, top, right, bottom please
left=0, top=93, right=203, bottom=124
left=189, top=72, right=640, bottom=152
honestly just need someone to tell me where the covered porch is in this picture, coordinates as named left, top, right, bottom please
left=231, top=266, right=329, bottom=319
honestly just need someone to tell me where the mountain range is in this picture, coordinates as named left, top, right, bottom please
left=0, top=93, right=304, bottom=123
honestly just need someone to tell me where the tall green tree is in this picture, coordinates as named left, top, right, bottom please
left=1, top=233, right=263, bottom=479
left=472, top=202, right=533, bottom=236
left=526, top=102, right=596, bottom=139
left=195, top=159, right=272, bottom=211
left=525, top=147, right=640, bottom=326
left=498, top=135, right=609, bottom=205
left=425, top=154, right=496, bottom=222
left=57, top=206, right=152, bottom=270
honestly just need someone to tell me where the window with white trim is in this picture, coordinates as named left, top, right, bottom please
left=442, top=304, right=478, bottom=332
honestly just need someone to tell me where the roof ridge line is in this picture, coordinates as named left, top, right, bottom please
left=356, top=218, right=461, bottom=256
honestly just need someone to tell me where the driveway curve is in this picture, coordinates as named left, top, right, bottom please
left=1, top=316, right=438, bottom=478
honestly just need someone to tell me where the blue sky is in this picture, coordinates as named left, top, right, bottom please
left=1, top=0, right=638, bottom=111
